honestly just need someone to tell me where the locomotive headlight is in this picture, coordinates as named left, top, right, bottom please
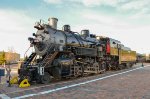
left=28, top=37, right=34, bottom=44
left=28, top=37, right=34, bottom=42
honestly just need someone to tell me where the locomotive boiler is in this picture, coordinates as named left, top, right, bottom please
left=29, top=18, right=97, bottom=56
left=18, top=17, right=136, bottom=84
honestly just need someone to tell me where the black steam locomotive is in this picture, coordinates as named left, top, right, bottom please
left=18, top=17, right=136, bottom=84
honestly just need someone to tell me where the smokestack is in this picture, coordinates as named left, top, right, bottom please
left=48, top=17, right=58, bottom=29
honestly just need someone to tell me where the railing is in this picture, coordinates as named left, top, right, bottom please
left=24, top=46, right=31, bottom=59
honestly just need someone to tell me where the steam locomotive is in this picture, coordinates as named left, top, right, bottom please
left=18, top=17, right=136, bottom=84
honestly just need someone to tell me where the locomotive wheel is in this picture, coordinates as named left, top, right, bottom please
left=107, top=63, right=112, bottom=71
left=126, top=63, right=130, bottom=69
left=118, top=65, right=123, bottom=70
left=112, top=65, right=118, bottom=70
left=101, top=63, right=106, bottom=73
left=130, top=63, right=133, bottom=68
left=74, top=65, right=84, bottom=77
left=93, top=62, right=99, bottom=74
left=41, top=72, right=52, bottom=84
left=52, top=67, right=61, bottom=80
left=79, top=65, right=84, bottom=77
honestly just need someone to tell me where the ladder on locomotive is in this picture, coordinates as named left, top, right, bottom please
left=23, top=53, right=36, bottom=67
left=39, top=44, right=58, bottom=67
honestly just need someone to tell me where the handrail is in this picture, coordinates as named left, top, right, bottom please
left=24, top=46, right=31, bottom=59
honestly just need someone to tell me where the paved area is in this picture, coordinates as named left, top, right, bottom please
left=0, top=64, right=18, bottom=85
left=0, top=63, right=150, bottom=99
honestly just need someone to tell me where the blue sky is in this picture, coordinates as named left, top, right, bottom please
left=0, top=0, right=150, bottom=57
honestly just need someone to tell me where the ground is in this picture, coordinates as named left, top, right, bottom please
left=0, top=63, right=150, bottom=99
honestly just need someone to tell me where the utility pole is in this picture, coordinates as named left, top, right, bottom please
left=142, top=62, right=144, bottom=67
left=6, top=63, right=11, bottom=87
left=141, top=57, right=144, bottom=67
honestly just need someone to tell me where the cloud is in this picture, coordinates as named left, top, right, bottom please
left=1, top=0, right=150, bottom=56
left=43, top=0, right=62, bottom=4
left=72, top=12, right=150, bottom=54
left=82, top=12, right=142, bottom=29
left=82, top=0, right=102, bottom=6
left=42, top=0, right=150, bottom=16
left=73, top=23, right=150, bottom=54
left=66, top=0, right=120, bottom=7
left=42, top=0, right=119, bottom=6
left=82, top=0, right=123, bottom=7
left=0, top=9, right=36, bottom=57
left=120, top=0, right=149, bottom=10
left=81, top=0, right=150, bottom=15
left=0, top=10, right=33, bottom=32
left=41, top=0, right=129, bottom=7
left=83, top=13, right=120, bottom=26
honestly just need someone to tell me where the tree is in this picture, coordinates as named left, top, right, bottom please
left=0, top=51, right=5, bottom=65
left=7, top=47, right=15, bottom=64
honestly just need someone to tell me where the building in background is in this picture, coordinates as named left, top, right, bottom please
left=145, top=54, right=150, bottom=62
left=0, top=51, right=20, bottom=64
left=136, top=53, right=150, bottom=63
left=0, top=51, right=5, bottom=64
